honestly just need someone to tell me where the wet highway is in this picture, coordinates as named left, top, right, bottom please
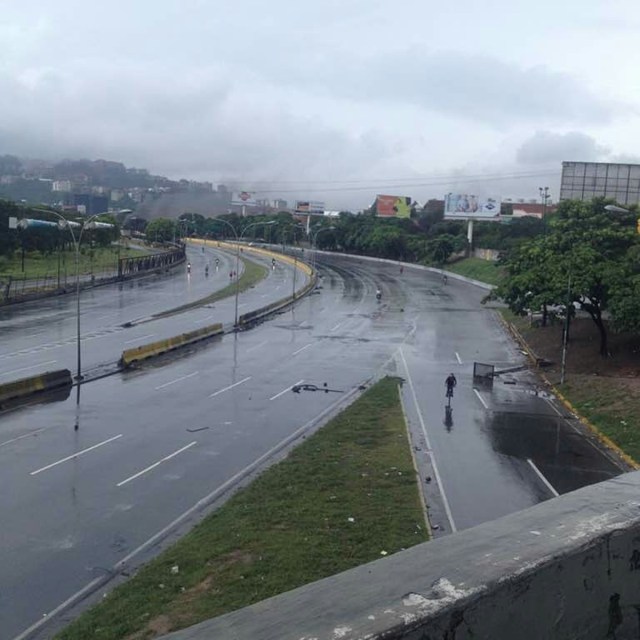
left=0, top=253, right=626, bottom=639
left=0, top=244, right=300, bottom=380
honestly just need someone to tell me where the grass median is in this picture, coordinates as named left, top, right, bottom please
left=150, top=256, right=268, bottom=320
left=56, top=376, right=428, bottom=640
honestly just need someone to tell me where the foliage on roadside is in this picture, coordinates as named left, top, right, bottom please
left=444, top=257, right=505, bottom=285
left=496, top=198, right=640, bottom=356
left=56, top=377, right=427, bottom=640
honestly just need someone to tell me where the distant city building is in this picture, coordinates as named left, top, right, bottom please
left=69, top=193, right=109, bottom=215
left=560, top=161, right=640, bottom=205
left=52, top=180, right=73, bottom=192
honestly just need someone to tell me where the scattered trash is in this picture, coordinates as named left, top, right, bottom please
left=380, top=550, right=388, bottom=556
left=171, top=565, right=179, bottom=574
left=425, top=476, right=432, bottom=483
left=187, top=426, right=209, bottom=432
left=347, top=517, right=355, bottom=523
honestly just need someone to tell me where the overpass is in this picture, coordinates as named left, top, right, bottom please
left=162, top=470, right=640, bottom=639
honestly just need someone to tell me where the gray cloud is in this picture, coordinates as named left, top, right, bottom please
left=515, top=131, right=609, bottom=165
left=252, top=49, right=618, bottom=127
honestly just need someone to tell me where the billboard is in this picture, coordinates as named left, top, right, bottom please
left=295, top=200, right=325, bottom=214
left=231, top=191, right=257, bottom=207
left=560, top=161, right=640, bottom=206
left=444, top=194, right=501, bottom=218
left=376, top=195, right=411, bottom=218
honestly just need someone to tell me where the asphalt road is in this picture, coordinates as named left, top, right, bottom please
left=0, top=244, right=300, bottom=381
left=0, top=252, right=626, bottom=639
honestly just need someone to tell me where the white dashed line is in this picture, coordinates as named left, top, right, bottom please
left=527, top=458, right=559, bottom=497
left=270, top=379, right=304, bottom=401
left=0, top=360, right=57, bottom=378
left=455, top=352, right=462, bottom=364
left=209, top=376, right=252, bottom=398
left=117, top=441, right=197, bottom=487
left=155, top=371, right=199, bottom=390
left=473, top=388, right=488, bottom=409
left=30, top=434, right=123, bottom=476
left=292, top=344, right=312, bottom=356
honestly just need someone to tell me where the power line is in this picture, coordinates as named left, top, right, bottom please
left=246, top=170, right=558, bottom=194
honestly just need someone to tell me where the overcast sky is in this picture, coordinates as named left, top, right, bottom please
left=1, top=0, right=639, bottom=209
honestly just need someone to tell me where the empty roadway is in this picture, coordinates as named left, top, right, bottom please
left=0, top=253, right=626, bottom=639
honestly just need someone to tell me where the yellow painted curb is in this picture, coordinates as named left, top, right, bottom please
left=121, top=323, right=223, bottom=368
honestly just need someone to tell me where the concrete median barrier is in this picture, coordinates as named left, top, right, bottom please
left=120, top=323, right=224, bottom=368
left=0, top=369, right=72, bottom=406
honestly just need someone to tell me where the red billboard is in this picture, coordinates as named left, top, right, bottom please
left=376, top=195, right=411, bottom=218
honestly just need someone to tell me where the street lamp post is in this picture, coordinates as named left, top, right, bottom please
left=310, top=225, right=336, bottom=272
left=51, top=212, right=113, bottom=402
left=211, top=218, right=274, bottom=327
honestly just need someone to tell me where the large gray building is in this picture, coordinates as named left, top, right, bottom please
left=560, top=161, right=640, bottom=205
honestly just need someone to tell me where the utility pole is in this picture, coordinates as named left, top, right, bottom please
left=539, top=187, right=550, bottom=234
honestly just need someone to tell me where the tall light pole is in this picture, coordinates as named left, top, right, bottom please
left=310, top=225, right=336, bottom=272
left=53, top=212, right=114, bottom=401
left=212, top=218, right=274, bottom=327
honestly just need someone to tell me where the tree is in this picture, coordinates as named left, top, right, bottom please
left=497, top=199, right=639, bottom=356
left=145, top=217, right=177, bottom=243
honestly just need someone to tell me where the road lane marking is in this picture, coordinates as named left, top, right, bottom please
left=0, top=360, right=57, bottom=378
left=117, top=441, right=197, bottom=487
left=455, top=352, right=462, bottom=364
left=155, top=371, right=199, bottom=390
left=331, top=322, right=342, bottom=332
left=209, top=376, right=252, bottom=398
left=123, top=333, right=156, bottom=345
left=0, top=427, right=48, bottom=448
left=245, top=340, right=267, bottom=354
left=30, top=434, right=123, bottom=476
left=292, top=343, right=312, bottom=356
left=270, top=379, right=304, bottom=401
left=527, top=458, right=560, bottom=497
left=399, top=348, right=457, bottom=533
left=473, top=388, right=488, bottom=409
left=21, top=389, right=360, bottom=640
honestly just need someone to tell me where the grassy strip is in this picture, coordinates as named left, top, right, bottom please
left=559, top=377, right=640, bottom=464
left=445, top=257, right=505, bottom=286
left=150, top=257, right=267, bottom=320
left=56, top=377, right=428, bottom=640
left=0, top=245, right=152, bottom=278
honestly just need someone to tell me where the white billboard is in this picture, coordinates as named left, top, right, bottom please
left=444, top=194, right=501, bottom=219
left=295, top=200, right=325, bottom=214
left=231, top=191, right=258, bottom=207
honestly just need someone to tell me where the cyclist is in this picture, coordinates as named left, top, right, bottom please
left=187, top=262, right=191, bottom=274
left=272, top=258, right=276, bottom=269
left=445, top=373, right=457, bottom=397
left=376, top=289, right=382, bottom=301
left=205, top=264, right=209, bottom=277
left=442, top=273, right=448, bottom=285
left=215, top=257, right=220, bottom=268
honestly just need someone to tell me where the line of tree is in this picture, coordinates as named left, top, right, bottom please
left=0, top=200, right=120, bottom=261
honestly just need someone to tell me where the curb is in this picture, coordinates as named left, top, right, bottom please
left=495, top=311, right=639, bottom=471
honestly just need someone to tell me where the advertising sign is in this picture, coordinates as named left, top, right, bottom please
left=376, top=195, right=411, bottom=218
left=295, top=200, right=325, bottom=214
left=444, top=194, right=501, bottom=218
left=231, top=191, right=258, bottom=207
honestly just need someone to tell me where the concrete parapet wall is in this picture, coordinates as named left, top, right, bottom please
left=0, top=369, right=72, bottom=406
left=161, top=471, right=640, bottom=640
left=120, top=323, right=223, bottom=368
